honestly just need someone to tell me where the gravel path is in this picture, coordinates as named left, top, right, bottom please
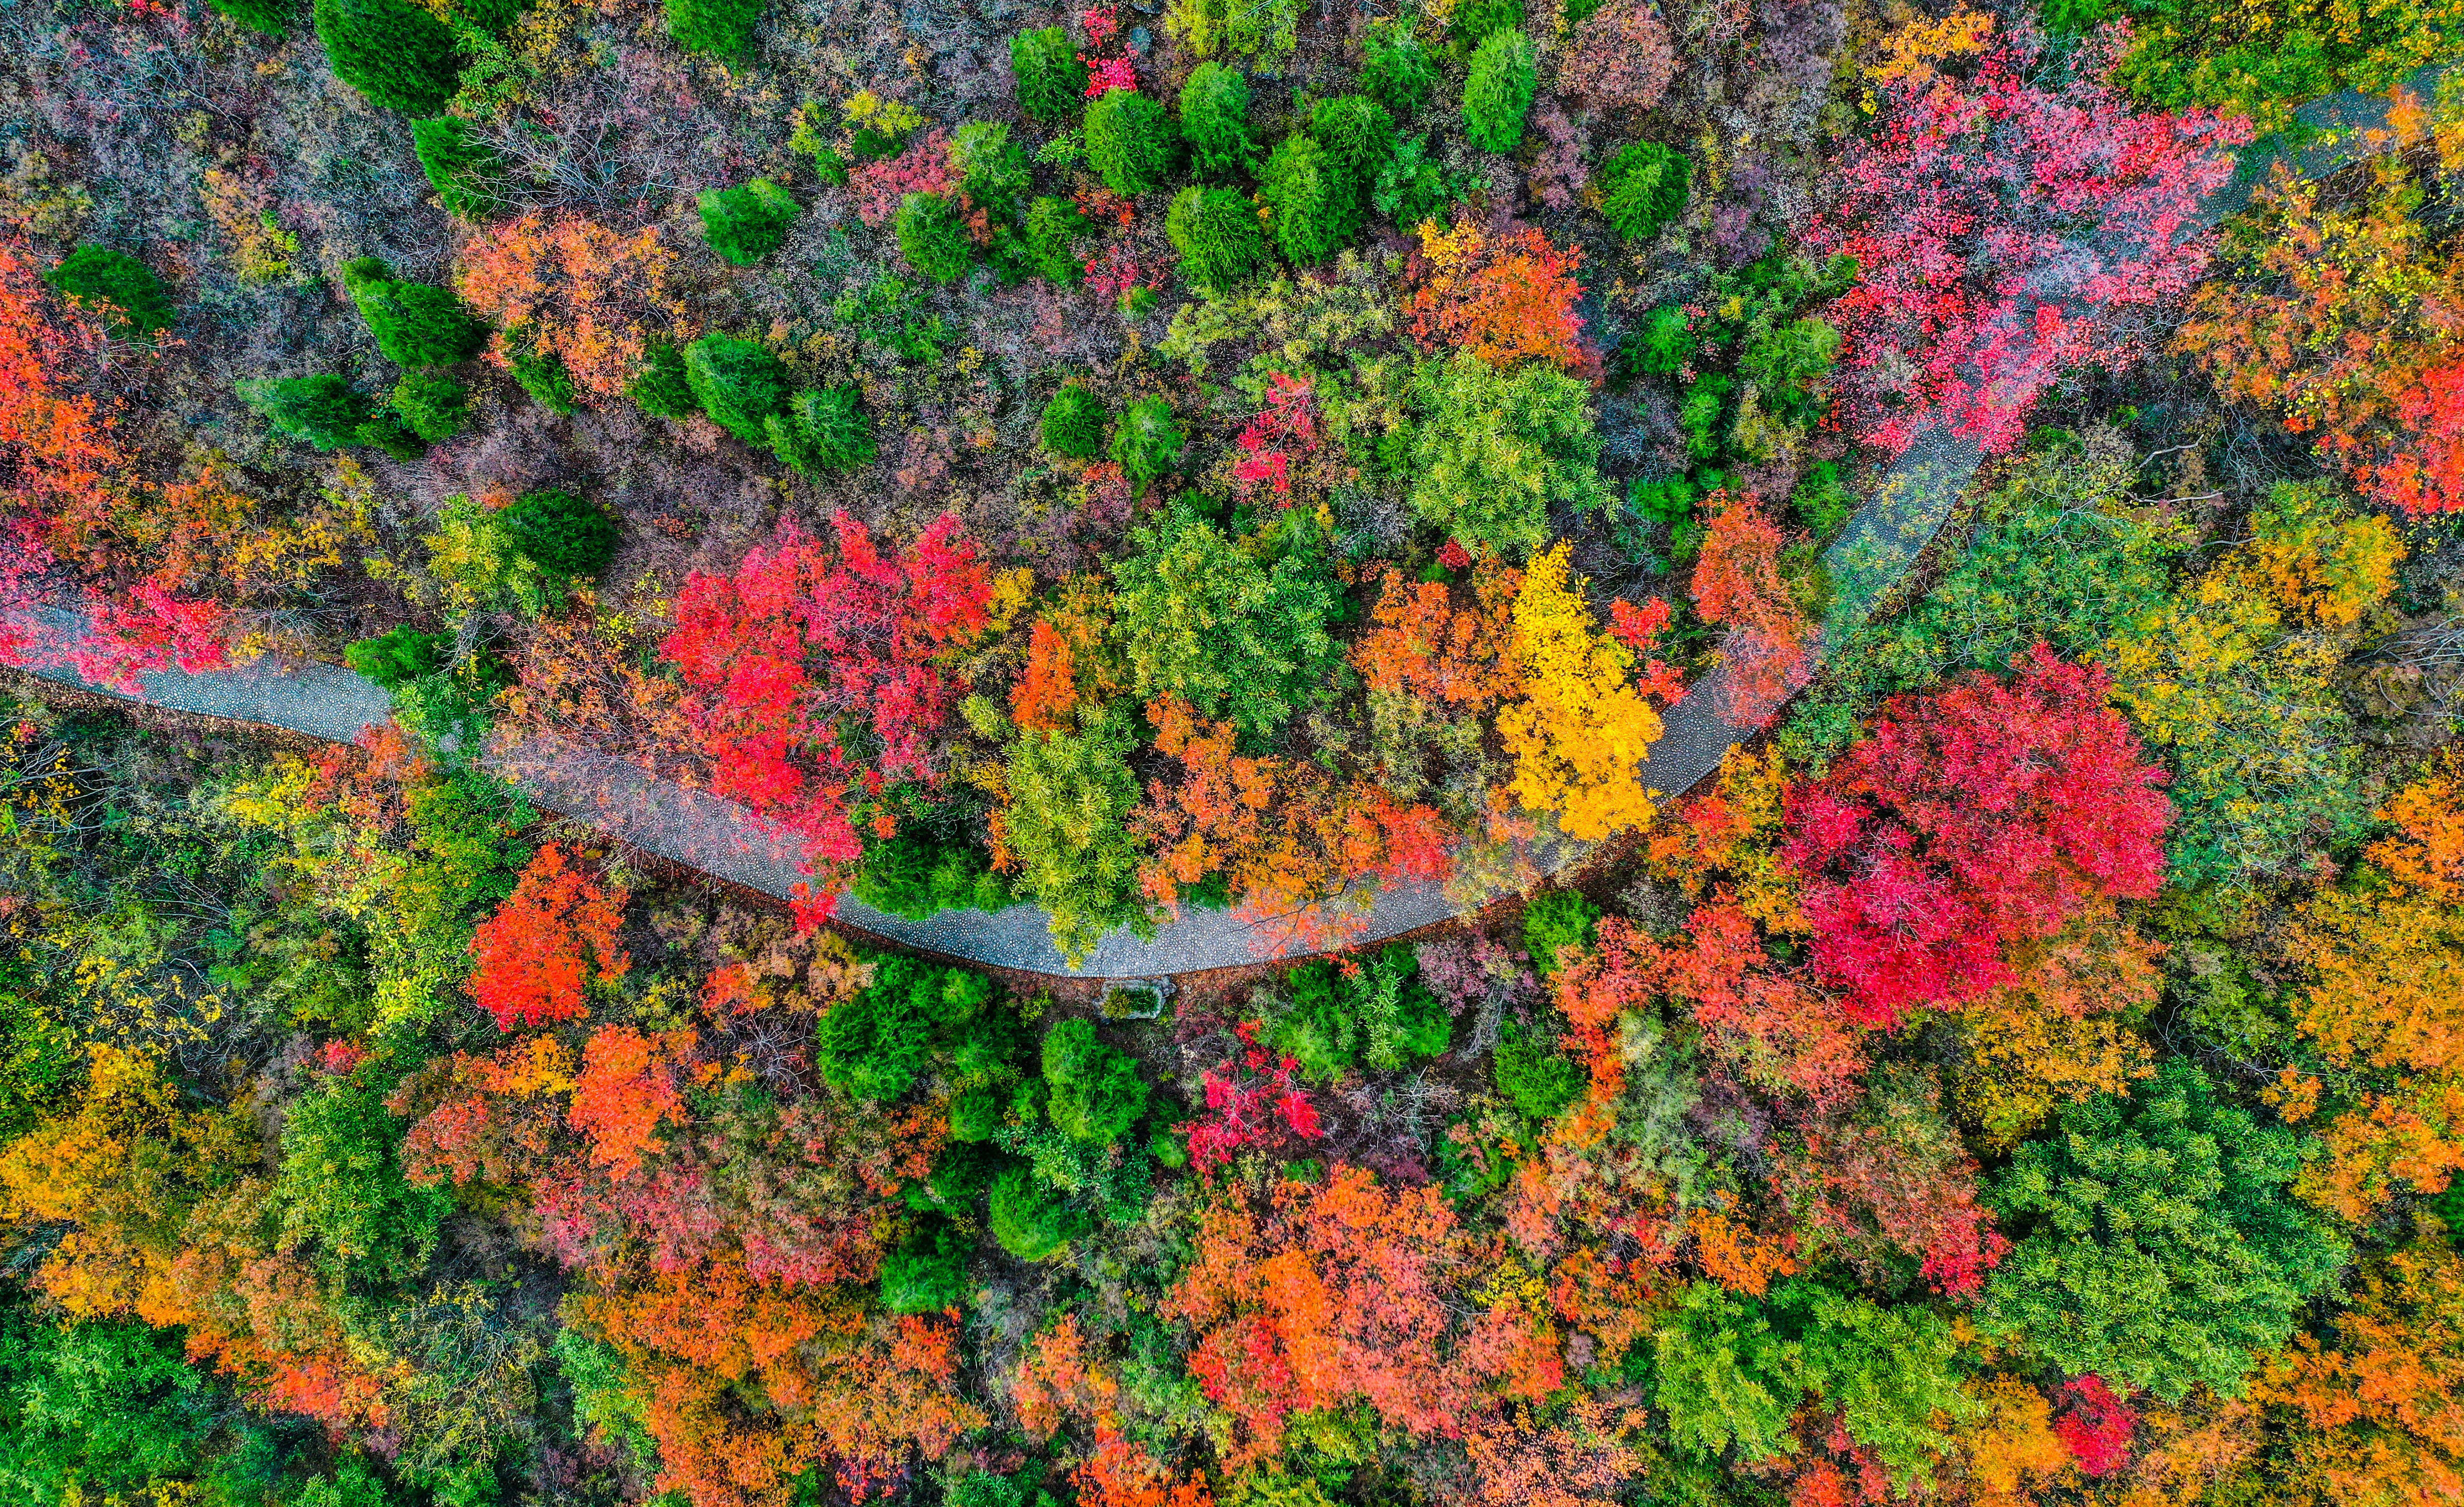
left=9, top=66, right=2438, bottom=978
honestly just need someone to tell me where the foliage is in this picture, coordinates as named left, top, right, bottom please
left=1042, top=382, right=1109, bottom=458
left=698, top=179, right=802, bottom=266
left=1407, top=218, right=1588, bottom=373
left=1168, top=186, right=1268, bottom=292
left=1180, top=63, right=1255, bottom=177
left=1497, top=544, right=1665, bottom=841
left=1087, top=88, right=1178, bottom=198
left=1109, top=396, right=1187, bottom=493
left=311, top=0, right=463, bottom=113
left=664, top=0, right=763, bottom=55
left=467, top=842, right=628, bottom=1030
left=1361, top=24, right=1433, bottom=117
left=1556, top=0, right=1677, bottom=113
left=1407, top=351, right=1609, bottom=561
left=1690, top=490, right=1813, bottom=728
left=239, top=374, right=374, bottom=452
left=1984, top=1060, right=2350, bottom=1401
left=1259, top=134, right=1356, bottom=266
left=342, top=257, right=488, bottom=369
left=896, top=192, right=976, bottom=284
left=1782, top=645, right=2171, bottom=1027
left=44, top=247, right=173, bottom=339
left=768, top=385, right=876, bottom=475
left=1460, top=30, right=1539, bottom=154
left=1043, top=1018, right=1149, bottom=1143
left=1025, top=196, right=1093, bottom=284
left=997, top=709, right=1152, bottom=964
left=1597, top=142, right=1690, bottom=243
left=682, top=333, right=790, bottom=444
left=411, top=116, right=510, bottom=221
left=1110, top=512, right=1337, bottom=741
left=455, top=212, right=685, bottom=401
left=1262, top=946, right=1449, bottom=1079
left=499, top=488, right=619, bottom=581
left=388, top=371, right=469, bottom=442
left=1012, top=28, right=1090, bottom=122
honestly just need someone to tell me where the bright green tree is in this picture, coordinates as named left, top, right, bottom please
left=45, top=247, right=175, bottom=338
left=239, top=373, right=375, bottom=450
left=342, top=257, right=488, bottom=368
left=1983, top=1059, right=2350, bottom=1401
left=1461, top=29, right=1538, bottom=152
left=698, top=178, right=802, bottom=265
left=1002, top=710, right=1151, bottom=965
left=1260, top=133, right=1355, bottom=264
left=1011, top=27, right=1089, bottom=122
left=1167, top=185, right=1268, bottom=292
left=1041, top=382, right=1109, bottom=458
left=1407, top=350, right=1610, bottom=559
left=1086, top=87, right=1177, bottom=196
left=683, top=333, right=789, bottom=443
left=665, top=0, right=763, bottom=55
left=1042, top=1018, right=1148, bottom=1144
left=1598, top=140, right=1690, bottom=242
left=1109, top=511, right=1338, bottom=739
left=411, top=116, right=511, bottom=221
left=1179, top=62, right=1255, bottom=176
left=896, top=192, right=977, bottom=283
left=312, top=0, right=464, bottom=113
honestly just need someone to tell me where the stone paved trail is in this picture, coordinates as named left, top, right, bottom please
left=10, top=66, right=2441, bottom=978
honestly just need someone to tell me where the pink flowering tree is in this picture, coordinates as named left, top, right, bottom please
left=1807, top=25, right=2249, bottom=455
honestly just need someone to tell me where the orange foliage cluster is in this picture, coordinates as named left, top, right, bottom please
left=1354, top=564, right=1521, bottom=709
left=454, top=212, right=690, bottom=399
left=1133, top=696, right=1451, bottom=941
left=467, top=842, right=630, bottom=1029
left=1407, top=217, right=1593, bottom=373
left=2255, top=1235, right=2464, bottom=1501
left=1690, top=491, right=1814, bottom=728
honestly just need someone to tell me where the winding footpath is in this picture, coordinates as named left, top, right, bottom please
left=9, top=68, right=2442, bottom=978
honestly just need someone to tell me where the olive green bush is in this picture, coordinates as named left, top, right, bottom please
left=1260, top=134, right=1355, bottom=264
left=1024, top=196, right=1092, bottom=285
left=896, top=192, right=976, bottom=283
left=626, top=341, right=698, bottom=419
left=1086, top=87, right=1177, bottom=196
left=388, top=371, right=470, bottom=442
left=665, top=0, right=763, bottom=56
left=1167, top=185, right=1268, bottom=291
left=342, top=257, right=488, bottom=368
left=238, top=374, right=374, bottom=451
left=499, top=489, right=619, bottom=581
left=697, top=179, right=802, bottom=265
left=1109, top=395, right=1187, bottom=492
left=411, top=116, right=512, bottom=221
left=766, top=386, right=876, bottom=474
left=1011, top=27, right=1089, bottom=122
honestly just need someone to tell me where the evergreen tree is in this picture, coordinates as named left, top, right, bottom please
left=627, top=341, right=698, bottom=419
left=1599, top=140, right=1690, bottom=242
left=342, top=257, right=488, bottom=368
left=389, top=371, right=470, bottom=441
left=896, top=192, right=976, bottom=284
left=312, top=0, right=465, bottom=114
left=1178, top=62, right=1254, bottom=177
left=411, top=116, right=511, bottom=221
left=1361, top=22, right=1433, bottom=117
left=506, top=337, right=576, bottom=414
left=1040, top=382, right=1108, bottom=458
left=238, top=374, right=376, bottom=450
left=1166, top=185, right=1267, bottom=291
left=208, top=0, right=296, bottom=34
left=1086, top=87, right=1177, bottom=197
left=697, top=178, right=801, bottom=265
left=500, top=489, right=620, bottom=579
left=1260, top=134, right=1355, bottom=264
left=1461, top=28, right=1539, bottom=153
left=1010, top=27, right=1088, bottom=122
left=766, top=386, right=876, bottom=474
left=45, top=246, right=175, bottom=338
left=1024, top=196, right=1091, bottom=285
left=664, top=0, right=763, bottom=55
left=683, top=334, right=789, bottom=443
left=1308, top=93, right=1396, bottom=195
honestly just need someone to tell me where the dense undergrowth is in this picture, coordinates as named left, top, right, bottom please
left=3, top=0, right=2464, bottom=1502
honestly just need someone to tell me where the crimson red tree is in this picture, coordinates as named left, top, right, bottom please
left=1780, top=645, right=2170, bottom=1027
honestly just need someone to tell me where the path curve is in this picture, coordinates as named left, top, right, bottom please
left=10, top=69, right=2438, bottom=978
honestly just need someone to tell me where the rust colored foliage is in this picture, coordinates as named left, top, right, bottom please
left=662, top=514, right=992, bottom=912
left=467, top=842, right=630, bottom=1030
left=1407, top=217, right=1593, bottom=373
left=2255, top=1235, right=2464, bottom=1503
left=2178, top=97, right=2464, bottom=514
left=454, top=211, right=688, bottom=399
left=1690, top=491, right=1813, bottom=729
left=1353, top=564, right=1520, bottom=711
left=1163, top=1166, right=1483, bottom=1460
left=1133, top=696, right=1450, bottom=939
left=1776, top=1067, right=2009, bottom=1297
left=1780, top=645, right=2171, bottom=1027
left=1462, top=1398, right=1651, bottom=1507
left=1071, top=1430, right=1216, bottom=1507
left=582, top=1261, right=984, bottom=1507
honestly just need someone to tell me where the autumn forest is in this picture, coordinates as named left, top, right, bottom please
left=0, top=0, right=2461, bottom=1501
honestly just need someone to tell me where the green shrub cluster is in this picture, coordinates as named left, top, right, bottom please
left=388, top=371, right=470, bottom=442
left=1264, top=945, right=1451, bottom=1081
left=697, top=178, right=802, bottom=265
left=1599, top=140, right=1691, bottom=242
left=1178, top=62, right=1255, bottom=177
left=411, top=116, right=512, bottom=221
left=1108, top=395, right=1186, bottom=492
left=45, top=246, right=174, bottom=338
left=1408, top=350, right=1611, bottom=560
left=851, top=827, right=1011, bottom=921
left=1167, top=185, right=1268, bottom=292
left=1110, top=511, right=1338, bottom=740
left=1023, top=196, right=1092, bottom=284
left=682, top=333, right=788, bottom=443
left=1362, top=23, right=1434, bottom=116
left=498, top=488, right=619, bottom=581
left=238, top=374, right=376, bottom=451
left=342, top=257, right=489, bottom=368
left=816, top=953, right=1004, bottom=1103
left=1521, top=890, right=1600, bottom=975
left=896, top=192, right=976, bottom=283
left=767, top=385, right=876, bottom=475
left=1040, top=381, right=1109, bottom=458
left=1259, top=134, right=1356, bottom=265
left=506, top=333, right=577, bottom=414
left=627, top=341, right=698, bottom=419
left=1461, top=29, right=1539, bottom=153
left=665, top=0, right=763, bottom=56
left=343, top=624, right=452, bottom=688
left=1010, top=27, right=1088, bottom=122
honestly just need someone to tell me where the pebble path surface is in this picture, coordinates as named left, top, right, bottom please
left=10, top=66, right=2441, bottom=977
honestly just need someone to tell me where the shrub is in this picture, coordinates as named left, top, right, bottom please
left=344, top=624, right=451, bottom=688
left=1521, top=889, right=1598, bottom=974
left=1373, top=133, right=1472, bottom=228
left=1598, top=140, right=1690, bottom=242
left=853, top=828, right=1011, bottom=920
left=664, top=0, right=763, bottom=55
left=239, top=374, right=373, bottom=450
left=311, top=0, right=464, bottom=113
left=208, top=0, right=295, bottom=34
left=1309, top=94, right=1397, bottom=194
left=1086, top=87, right=1177, bottom=197
left=1624, top=303, right=1694, bottom=375
left=1109, top=512, right=1338, bottom=739
left=1109, top=395, right=1186, bottom=493
left=697, top=178, right=801, bottom=265
left=1362, top=23, right=1433, bottom=117
left=813, top=955, right=992, bottom=1103
left=389, top=371, right=470, bottom=441
left=342, top=257, right=488, bottom=368
left=1260, top=134, right=1356, bottom=264
left=1167, top=185, right=1268, bottom=292
left=1042, top=1018, right=1149, bottom=1144
left=682, top=333, right=789, bottom=443
left=895, top=192, right=976, bottom=284
left=1179, top=61, right=1254, bottom=177
left=44, top=246, right=174, bottom=338
left=627, top=341, right=698, bottom=419
left=1266, top=944, right=1450, bottom=1080
left=1449, top=0, right=1522, bottom=47
left=1461, top=29, right=1539, bottom=153
left=1494, top=1025, right=1583, bottom=1121
left=499, top=489, right=619, bottom=580
left=879, top=1215, right=970, bottom=1312
left=1024, top=196, right=1092, bottom=285
left=1011, top=27, right=1089, bottom=122
left=766, top=385, right=876, bottom=474
left=990, top=1165, right=1090, bottom=1260
left=508, top=340, right=577, bottom=414
left=354, top=409, right=426, bottom=459
left=411, top=116, right=511, bottom=221
left=1040, top=382, right=1108, bottom=458
left=1001, top=712, right=1152, bottom=965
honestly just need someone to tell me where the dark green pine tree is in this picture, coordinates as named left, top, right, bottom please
left=342, top=257, right=488, bottom=368
left=312, top=0, right=465, bottom=114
